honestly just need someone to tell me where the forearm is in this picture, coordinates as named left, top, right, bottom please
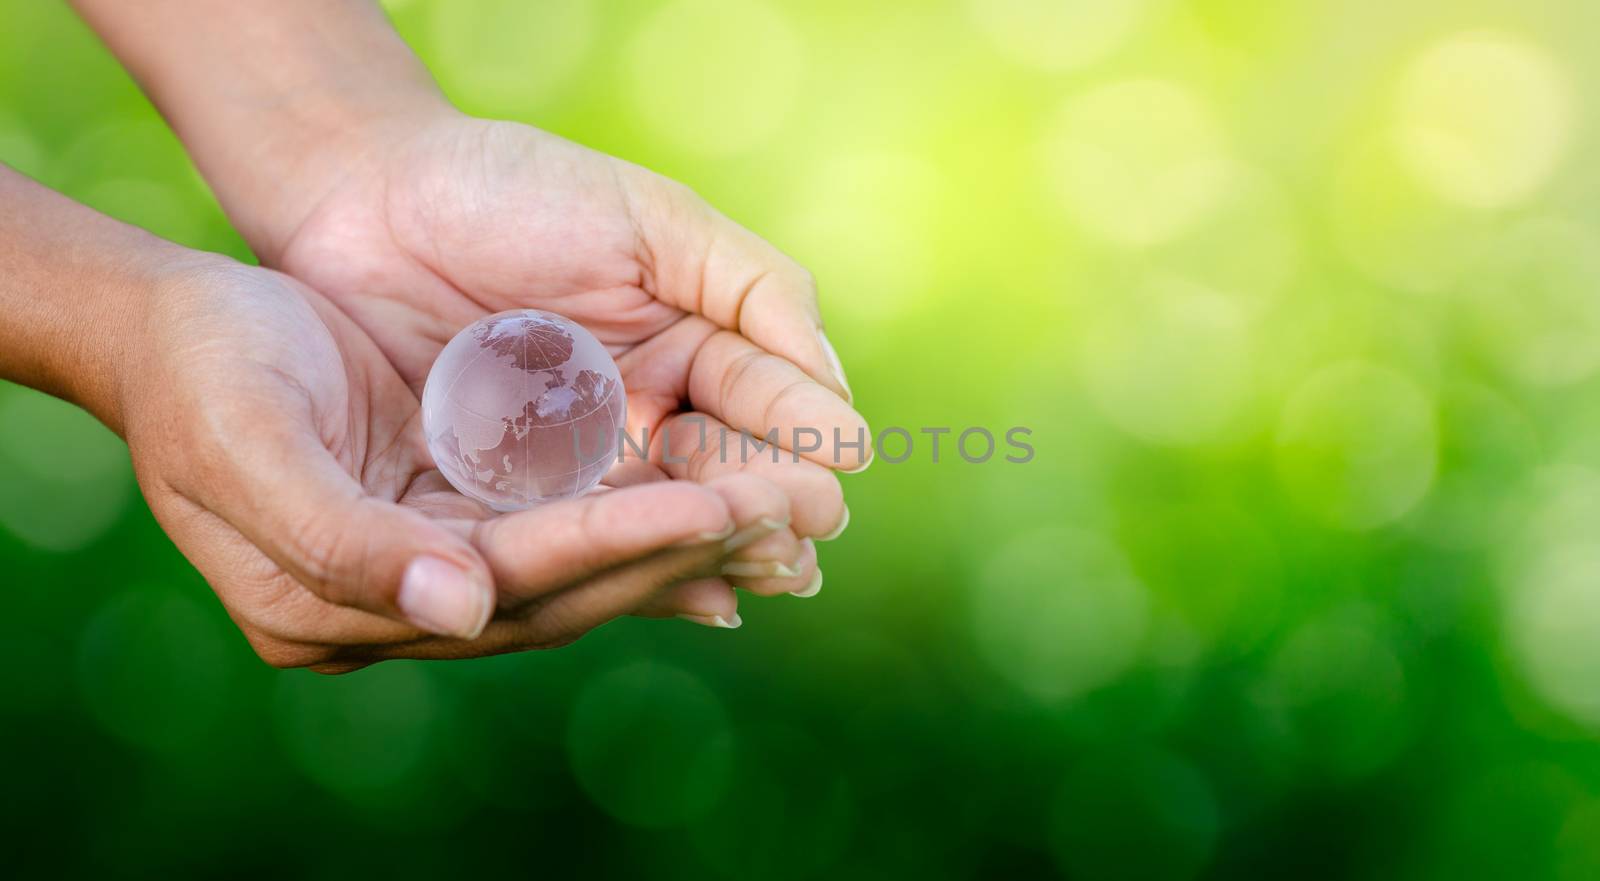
left=0, top=165, right=201, bottom=434
left=68, top=0, right=452, bottom=259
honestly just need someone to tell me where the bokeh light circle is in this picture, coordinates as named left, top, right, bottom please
left=567, top=660, right=735, bottom=827
left=1043, top=79, right=1237, bottom=247
left=626, top=0, right=804, bottom=157
left=1393, top=31, right=1574, bottom=209
left=1274, top=362, right=1437, bottom=530
left=972, top=527, right=1149, bottom=702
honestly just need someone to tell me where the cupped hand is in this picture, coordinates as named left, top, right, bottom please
left=123, top=258, right=814, bottom=671
left=261, top=113, right=866, bottom=549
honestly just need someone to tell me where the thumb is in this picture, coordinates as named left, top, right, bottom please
left=202, top=420, right=495, bottom=639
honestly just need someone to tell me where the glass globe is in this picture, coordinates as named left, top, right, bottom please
left=421, top=309, right=627, bottom=511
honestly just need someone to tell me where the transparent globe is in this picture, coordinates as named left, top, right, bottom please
left=421, top=309, right=627, bottom=511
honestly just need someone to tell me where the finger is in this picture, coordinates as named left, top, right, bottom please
left=343, top=546, right=737, bottom=662
left=472, top=480, right=735, bottom=606
left=625, top=171, right=853, bottom=401
left=701, top=471, right=791, bottom=550
left=631, top=475, right=791, bottom=611
left=491, top=473, right=784, bottom=635
left=689, top=330, right=872, bottom=471
left=635, top=577, right=742, bottom=627
left=655, top=411, right=847, bottom=538
left=184, top=409, right=497, bottom=641
left=723, top=534, right=820, bottom=597
left=330, top=475, right=788, bottom=662
left=614, top=313, right=870, bottom=472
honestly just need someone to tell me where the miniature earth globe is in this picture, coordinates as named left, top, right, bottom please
left=421, top=309, right=627, bottom=511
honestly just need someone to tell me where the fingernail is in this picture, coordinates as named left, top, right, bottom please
left=398, top=555, right=492, bottom=639
left=818, top=505, right=850, bottom=541
left=818, top=330, right=853, bottom=403
left=676, top=612, right=743, bottom=629
left=721, top=559, right=801, bottom=578
left=724, top=516, right=788, bottom=553
left=792, top=569, right=823, bottom=598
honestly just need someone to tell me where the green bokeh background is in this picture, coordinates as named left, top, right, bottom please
left=5, top=0, right=1600, bottom=876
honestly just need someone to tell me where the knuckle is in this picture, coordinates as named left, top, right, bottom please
left=715, top=345, right=766, bottom=411
left=760, top=378, right=814, bottom=432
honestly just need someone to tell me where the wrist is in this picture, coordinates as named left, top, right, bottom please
left=72, top=0, right=461, bottom=261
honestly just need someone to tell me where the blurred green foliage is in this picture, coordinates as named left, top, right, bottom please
left=5, top=0, right=1600, bottom=877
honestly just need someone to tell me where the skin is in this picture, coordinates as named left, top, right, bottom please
left=10, top=0, right=869, bottom=669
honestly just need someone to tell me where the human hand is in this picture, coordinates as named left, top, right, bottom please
left=262, top=113, right=866, bottom=579
left=121, top=257, right=813, bottom=671
left=67, top=0, right=865, bottom=601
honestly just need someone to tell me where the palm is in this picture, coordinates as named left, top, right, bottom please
left=150, top=264, right=434, bottom=507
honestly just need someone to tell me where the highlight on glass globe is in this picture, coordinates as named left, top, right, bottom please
left=421, top=309, right=626, bottom=511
